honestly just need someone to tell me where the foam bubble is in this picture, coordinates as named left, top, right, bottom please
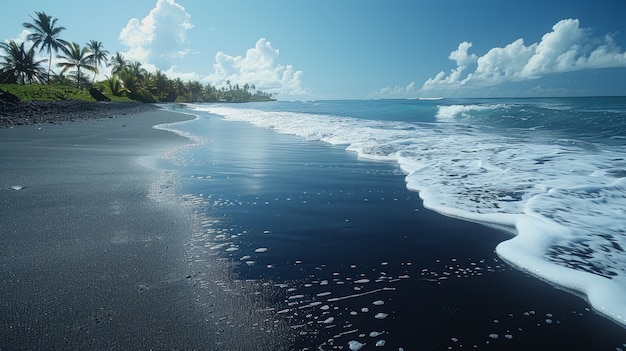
left=192, top=102, right=626, bottom=329
left=348, top=340, right=365, bottom=350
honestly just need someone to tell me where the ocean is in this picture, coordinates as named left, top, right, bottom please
left=157, top=97, right=626, bottom=350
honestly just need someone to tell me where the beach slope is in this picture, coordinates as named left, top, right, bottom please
left=0, top=109, right=217, bottom=349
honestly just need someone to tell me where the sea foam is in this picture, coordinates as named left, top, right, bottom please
left=188, top=103, right=626, bottom=327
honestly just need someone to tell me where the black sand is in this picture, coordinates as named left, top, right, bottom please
left=0, top=100, right=158, bottom=128
left=1, top=106, right=624, bottom=350
left=0, top=110, right=219, bottom=350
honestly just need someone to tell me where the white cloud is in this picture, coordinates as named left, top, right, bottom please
left=370, top=81, right=418, bottom=99
left=207, top=38, right=306, bottom=97
left=8, top=29, right=32, bottom=46
left=423, top=19, right=626, bottom=91
left=119, top=0, right=193, bottom=69
left=115, top=2, right=306, bottom=98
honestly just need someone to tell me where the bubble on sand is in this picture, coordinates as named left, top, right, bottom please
left=373, top=300, right=385, bottom=306
left=374, top=313, right=388, bottom=319
left=255, top=247, right=268, bottom=253
left=348, top=340, right=365, bottom=350
left=375, top=339, right=386, bottom=347
left=10, top=185, right=23, bottom=191
left=369, top=331, right=384, bottom=337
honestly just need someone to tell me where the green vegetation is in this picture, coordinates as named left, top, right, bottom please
left=1, top=11, right=276, bottom=103
left=0, top=83, right=130, bottom=102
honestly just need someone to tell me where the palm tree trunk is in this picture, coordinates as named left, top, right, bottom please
left=47, top=51, right=52, bottom=84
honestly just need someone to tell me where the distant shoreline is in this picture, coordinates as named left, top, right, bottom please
left=0, top=100, right=158, bottom=128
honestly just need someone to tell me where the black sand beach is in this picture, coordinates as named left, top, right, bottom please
left=0, top=108, right=274, bottom=350
left=1, top=105, right=625, bottom=350
left=0, top=109, right=211, bottom=350
left=0, top=100, right=158, bottom=128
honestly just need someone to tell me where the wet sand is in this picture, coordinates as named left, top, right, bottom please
left=1, top=106, right=624, bottom=350
left=170, top=112, right=626, bottom=350
left=0, top=110, right=220, bottom=350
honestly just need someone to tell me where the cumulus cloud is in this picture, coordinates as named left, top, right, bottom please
left=207, top=38, right=306, bottom=96
left=423, top=19, right=626, bottom=90
left=119, top=0, right=193, bottom=69
left=7, top=29, right=32, bottom=46
left=114, top=2, right=305, bottom=97
left=370, top=81, right=418, bottom=99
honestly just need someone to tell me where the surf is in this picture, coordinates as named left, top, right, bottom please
left=185, top=98, right=626, bottom=327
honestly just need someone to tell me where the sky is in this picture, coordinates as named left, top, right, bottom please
left=2, top=0, right=626, bottom=100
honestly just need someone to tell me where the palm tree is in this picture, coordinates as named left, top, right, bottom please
left=108, top=51, right=128, bottom=75
left=0, top=40, right=47, bottom=84
left=128, top=61, right=146, bottom=80
left=23, top=11, right=69, bottom=84
left=173, top=77, right=186, bottom=95
left=104, top=75, right=128, bottom=96
left=151, top=70, right=173, bottom=101
left=187, top=80, right=203, bottom=101
left=86, top=40, right=109, bottom=82
left=56, top=42, right=96, bottom=88
left=118, top=65, right=140, bottom=92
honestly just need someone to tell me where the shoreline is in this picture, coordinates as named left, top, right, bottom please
left=1, top=106, right=624, bottom=350
left=165, top=110, right=626, bottom=350
left=0, top=109, right=219, bottom=349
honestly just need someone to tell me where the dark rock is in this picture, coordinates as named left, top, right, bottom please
left=89, top=87, right=111, bottom=102
left=0, top=89, right=20, bottom=103
left=1, top=101, right=157, bottom=128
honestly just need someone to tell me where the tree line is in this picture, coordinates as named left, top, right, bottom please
left=0, top=11, right=275, bottom=103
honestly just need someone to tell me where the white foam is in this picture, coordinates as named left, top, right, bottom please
left=193, top=104, right=626, bottom=327
left=348, top=340, right=365, bottom=350
left=435, top=103, right=508, bottom=120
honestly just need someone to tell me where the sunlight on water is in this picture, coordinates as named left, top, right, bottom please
left=186, top=98, right=626, bottom=327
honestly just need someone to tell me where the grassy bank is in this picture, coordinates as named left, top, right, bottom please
left=0, top=84, right=133, bottom=102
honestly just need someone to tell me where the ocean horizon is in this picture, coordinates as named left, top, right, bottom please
left=157, top=97, right=626, bottom=349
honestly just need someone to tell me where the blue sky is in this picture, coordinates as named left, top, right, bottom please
left=2, top=0, right=626, bottom=99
